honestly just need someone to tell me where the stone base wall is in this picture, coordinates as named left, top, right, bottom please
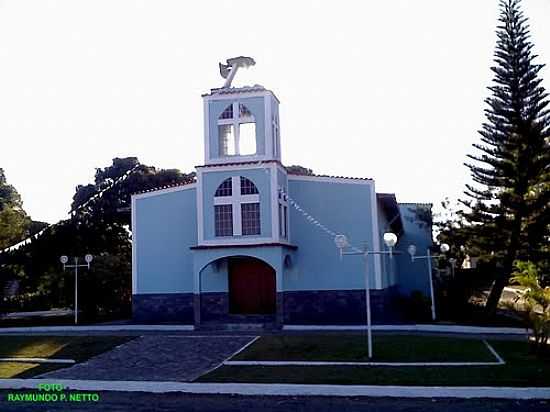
left=199, top=292, right=277, bottom=324
left=200, top=292, right=229, bottom=322
left=132, top=293, right=194, bottom=323
left=283, top=287, right=400, bottom=325
left=133, top=288, right=400, bottom=325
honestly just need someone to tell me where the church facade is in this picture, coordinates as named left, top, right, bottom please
left=131, top=70, right=433, bottom=326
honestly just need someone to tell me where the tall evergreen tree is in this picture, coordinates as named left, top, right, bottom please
left=462, top=0, right=550, bottom=315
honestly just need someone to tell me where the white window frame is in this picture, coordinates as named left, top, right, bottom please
left=218, top=102, right=256, bottom=157
left=213, top=176, right=260, bottom=236
left=278, top=189, right=288, bottom=239
left=272, top=115, right=280, bottom=158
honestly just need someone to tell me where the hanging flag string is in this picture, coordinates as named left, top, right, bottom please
left=0, top=164, right=141, bottom=254
left=252, top=160, right=364, bottom=254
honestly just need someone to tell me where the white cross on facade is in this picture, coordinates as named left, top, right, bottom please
left=213, top=176, right=260, bottom=236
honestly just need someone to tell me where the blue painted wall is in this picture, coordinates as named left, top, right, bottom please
left=134, top=188, right=197, bottom=294
left=208, top=97, right=266, bottom=159
left=201, top=168, right=272, bottom=240
left=285, top=178, right=377, bottom=291
left=376, top=202, right=398, bottom=289
left=394, top=203, right=433, bottom=297
left=200, top=258, right=228, bottom=293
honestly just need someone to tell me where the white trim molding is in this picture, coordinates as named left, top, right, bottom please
left=204, top=98, right=210, bottom=163
left=131, top=196, right=137, bottom=294
left=202, top=89, right=279, bottom=103
left=197, top=169, right=204, bottom=243
left=370, top=182, right=383, bottom=289
left=198, top=237, right=276, bottom=247
left=288, top=175, right=373, bottom=185
left=270, top=163, right=279, bottom=242
left=131, top=184, right=196, bottom=200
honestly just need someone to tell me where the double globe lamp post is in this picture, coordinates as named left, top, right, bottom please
left=60, top=254, right=93, bottom=325
left=335, top=233, right=451, bottom=359
left=407, top=243, right=450, bottom=321
left=334, top=232, right=398, bottom=360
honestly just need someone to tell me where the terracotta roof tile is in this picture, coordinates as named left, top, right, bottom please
left=132, top=180, right=196, bottom=196
left=288, top=173, right=373, bottom=181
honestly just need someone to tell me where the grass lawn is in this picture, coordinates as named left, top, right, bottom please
left=231, top=335, right=496, bottom=362
left=198, top=335, right=550, bottom=387
left=0, top=335, right=135, bottom=378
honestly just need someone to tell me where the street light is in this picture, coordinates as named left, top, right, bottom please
left=60, top=255, right=93, bottom=325
left=335, top=232, right=398, bottom=359
left=407, top=243, right=450, bottom=321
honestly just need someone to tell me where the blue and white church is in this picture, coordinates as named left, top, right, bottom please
left=131, top=57, right=434, bottom=326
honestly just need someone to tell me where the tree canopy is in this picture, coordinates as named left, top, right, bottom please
left=0, top=157, right=195, bottom=319
left=0, top=168, right=31, bottom=250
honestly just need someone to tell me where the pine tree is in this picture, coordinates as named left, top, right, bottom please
left=462, top=0, right=550, bottom=316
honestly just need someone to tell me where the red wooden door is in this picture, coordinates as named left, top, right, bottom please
left=229, top=258, right=276, bottom=314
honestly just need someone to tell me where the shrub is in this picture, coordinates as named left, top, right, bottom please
left=511, top=261, right=550, bottom=356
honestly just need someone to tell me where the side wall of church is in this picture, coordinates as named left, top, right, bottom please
left=282, top=177, right=398, bottom=324
left=131, top=186, right=197, bottom=323
left=394, top=203, right=433, bottom=297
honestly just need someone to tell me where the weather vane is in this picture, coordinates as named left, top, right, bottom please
left=219, top=56, right=256, bottom=88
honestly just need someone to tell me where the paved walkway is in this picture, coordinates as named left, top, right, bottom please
left=38, top=335, right=255, bottom=382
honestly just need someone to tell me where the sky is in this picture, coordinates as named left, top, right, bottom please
left=0, top=0, right=549, bottom=225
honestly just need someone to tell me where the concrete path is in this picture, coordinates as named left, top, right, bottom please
left=2, top=379, right=550, bottom=400
left=38, top=335, right=255, bottom=382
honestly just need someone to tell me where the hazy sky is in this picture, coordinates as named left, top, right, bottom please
left=1, top=0, right=549, bottom=225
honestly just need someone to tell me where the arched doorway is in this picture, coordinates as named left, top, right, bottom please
left=228, top=257, right=276, bottom=315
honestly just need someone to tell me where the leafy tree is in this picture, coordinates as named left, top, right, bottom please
left=461, top=0, right=550, bottom=316
left=0, top=168, right=30, bottom=250
left=285, top=165, right=314, bottom=176
left=1, top=157, right=195, bottom=319
left=71, top=157, right=195, bottom=227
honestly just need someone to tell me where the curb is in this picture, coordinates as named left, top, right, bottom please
left=0, top=324, right=527, bottom=335
left=0, top=325, right=195, bottom=334
left=283, top=324, right=529, bottom=335
left=0, top=379, right=549, bottom=399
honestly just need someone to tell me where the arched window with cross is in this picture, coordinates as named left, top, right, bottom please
left=218, top=103, right=256, bottom=157
left=214, top=176, right=260, bottom=237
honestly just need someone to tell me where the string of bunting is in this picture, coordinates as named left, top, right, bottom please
left=253, top=160, right=363, bottom=254
left=0, top=164, right=141, bottom=254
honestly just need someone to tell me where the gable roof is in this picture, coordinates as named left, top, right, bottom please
left=132, top=179, right=196, bottom=197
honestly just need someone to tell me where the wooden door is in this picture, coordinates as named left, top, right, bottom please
left=229, top=258, right=276, bottom=314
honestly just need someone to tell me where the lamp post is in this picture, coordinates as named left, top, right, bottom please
left=60, top=254, right=93, bottom=325
left=335, top=232, right=398, bottom=359
left=407, top=243, right=449, bottom=321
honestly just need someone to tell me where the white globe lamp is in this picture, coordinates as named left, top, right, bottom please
left=383, top=232, right=397, bottom=248
left=334, top=234, right=349, bottom=250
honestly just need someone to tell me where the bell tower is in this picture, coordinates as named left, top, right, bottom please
left=202, top=57, right=281, bottom=166
left=196, top=57, right=289, bottom=246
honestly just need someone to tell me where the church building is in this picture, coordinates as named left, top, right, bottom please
left=131, top=58, right=433, bottom=326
